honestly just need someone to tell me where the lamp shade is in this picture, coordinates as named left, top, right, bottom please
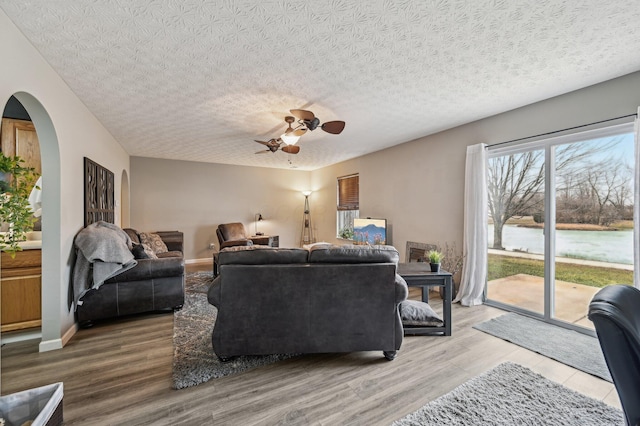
left=280, top=133, right=300, bottom=145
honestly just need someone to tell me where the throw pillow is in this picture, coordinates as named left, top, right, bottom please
left=131, top=243, right=158, bottom=259
left=139, top=232, right=168, bottom=254
left=131, top=244, right=147, bottom=259
left=400, top=299, right=444, bottom=327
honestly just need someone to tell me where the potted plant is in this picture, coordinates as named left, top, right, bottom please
left=426, top=249, right=443, bottom=272
left=338, top=227, right=354, bottom=240
left=0, top=154, right=38, bottom=256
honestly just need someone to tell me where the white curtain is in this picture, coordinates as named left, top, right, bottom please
left=454, top=143, right=487, bottom=306
left=634, top=107, right=640, bottom=288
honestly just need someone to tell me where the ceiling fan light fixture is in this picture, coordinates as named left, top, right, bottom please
left=280, top=132, right=300, bottom=145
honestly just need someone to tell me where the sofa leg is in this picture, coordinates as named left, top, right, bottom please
left=383, top=351, right=397, bottom=361
left=217, top=355, right=235, bottom=363
left=79, top=320, right=94, bottom=328
left=173, top=305, right=183, bottom=312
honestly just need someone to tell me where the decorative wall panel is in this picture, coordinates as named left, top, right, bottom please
left=84, top=157, right=114, bottom=226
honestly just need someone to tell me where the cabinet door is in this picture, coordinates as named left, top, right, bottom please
left=1, top=274, right=42, bottom=331
left=1, top=118, right=41, bottom=175
left=1, top=250, right=42, bottom=332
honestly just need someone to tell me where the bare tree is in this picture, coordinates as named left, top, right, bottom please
left=487, top=139, right=623, bottom=250
left=488, top=151, right=544, bottom=249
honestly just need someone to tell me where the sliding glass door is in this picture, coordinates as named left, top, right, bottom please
left=552, top=134, right=635, bottom=329
left=485, top=122, right=635, bottom=333
left=487, top=148, right=545, bottom=316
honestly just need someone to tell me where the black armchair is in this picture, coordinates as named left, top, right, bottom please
left=588, top=285, right=640, bottom=426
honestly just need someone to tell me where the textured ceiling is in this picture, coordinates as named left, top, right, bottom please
left=2, top=1, right=640, bottom=170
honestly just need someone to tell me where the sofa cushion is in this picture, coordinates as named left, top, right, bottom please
left=308, top=244, right=399, bottom=264
left=139, top=232, right=169, bottom=254
left=123, top=228, right=141, bottom=245
left=400, top=299, right=444, bottom=327
left=218, top=245, right=308, bottom=265
left=219, top=222, right=248, bottom=241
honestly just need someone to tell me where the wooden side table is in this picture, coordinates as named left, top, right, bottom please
left=397, top=263, right=452, bottom=336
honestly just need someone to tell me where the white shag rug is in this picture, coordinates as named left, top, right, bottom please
left=392, top=362, right=623, bottom=426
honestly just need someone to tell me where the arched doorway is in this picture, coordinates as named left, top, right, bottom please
left=0, top=97, right=42, bottom=341
left=10, top=92, right=62, bottom=352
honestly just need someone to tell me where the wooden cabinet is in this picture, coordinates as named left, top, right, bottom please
left=1, top=118, right=41, bottom=175
left=1, top=249, right=42, bottom=332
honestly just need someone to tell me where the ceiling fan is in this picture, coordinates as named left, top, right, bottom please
left=254, top=138, right=300, bottom=155
left=289, top=109, right=346, bottom=135
left=254, top=109, right=345, bottom=155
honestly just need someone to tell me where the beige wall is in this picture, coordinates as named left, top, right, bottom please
left=0, top=9, right=130, bottom=350
left=311, top=71, right=640, bottom=262
left=130, top=72, right=640, bottom=265
left=130, top=157, right=311, bottom=260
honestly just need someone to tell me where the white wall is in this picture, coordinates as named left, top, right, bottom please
left=0, top=9, right=130, bottom=350
left=311, top=71, right=640, bottom=263
left=130, top=157, right=311, bottom=259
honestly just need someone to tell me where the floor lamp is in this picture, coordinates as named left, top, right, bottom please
left=300, top=191, right=314, bottom=246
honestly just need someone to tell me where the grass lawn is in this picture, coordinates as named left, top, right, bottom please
left=488, top=253, right=633, bottom=287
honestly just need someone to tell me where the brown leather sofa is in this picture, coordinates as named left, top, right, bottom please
left=76, top=229, right=185, bottom=327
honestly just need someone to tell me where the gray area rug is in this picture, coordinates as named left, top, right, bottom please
left=392, top=362, right=623, bottom=426
left=474, top=312, right=611, bottom=382
left=172, top=272, right=297, bottom=389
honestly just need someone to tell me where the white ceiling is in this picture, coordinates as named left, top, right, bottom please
left=2, top=1, right=640, bottom=171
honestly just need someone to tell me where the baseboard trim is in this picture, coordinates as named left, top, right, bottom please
left=39, top=338, right=63, bottom=352
left=61, top=322, right=78, bottom=347
left=185, top=258, right=213, bottom=265
left=38, top=323, right=77, bottom=352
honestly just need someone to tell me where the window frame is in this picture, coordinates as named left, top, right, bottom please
left=336, top=174, right=359, bottom=238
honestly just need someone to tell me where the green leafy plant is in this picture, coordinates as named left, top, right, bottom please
left=0, top=154, right=38, bottom=256
left=338, top=227, right=354, bottom=240
left=427, top=249, right=443, bottom=264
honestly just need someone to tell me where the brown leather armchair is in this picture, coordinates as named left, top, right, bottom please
left=216, top=222, right=259, bottom=249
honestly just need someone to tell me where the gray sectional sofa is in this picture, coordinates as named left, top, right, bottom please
left=208, top=244, right=408, bottom=361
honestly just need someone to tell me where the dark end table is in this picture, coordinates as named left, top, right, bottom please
left=397, top=263, right=452, bottom=336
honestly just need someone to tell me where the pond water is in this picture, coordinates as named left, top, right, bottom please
left=488, top=224, right=633, bottom=265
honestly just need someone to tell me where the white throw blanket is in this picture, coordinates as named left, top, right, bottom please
left=72, top=221, right=137, bottom=309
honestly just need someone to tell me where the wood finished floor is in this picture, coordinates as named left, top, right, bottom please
left=1, top=263, right=621, bottom=425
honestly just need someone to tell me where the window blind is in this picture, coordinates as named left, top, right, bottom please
left=337, top=174, right=359, bottom=210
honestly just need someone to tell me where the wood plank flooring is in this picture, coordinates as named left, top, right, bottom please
left=1, top=263, right=621, bottom=425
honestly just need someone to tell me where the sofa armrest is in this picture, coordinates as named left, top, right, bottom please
left=105, top=257, right=184, bottom=283
left=395, top=274, right=409, bottom=304
left=156, top=231, right=183, bottom=253
left=208, top=276, right=222, bottom=307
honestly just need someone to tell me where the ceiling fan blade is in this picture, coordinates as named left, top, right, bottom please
left=254, top=140, right=271, bottom=146
left=290, top=109, right=315, bottom=121
left=255, top=150, right=270, bottom=154
left=282, top=145, right=300, bottom=154
left=321, top=121, right=346, bottom=135
left=291, top=128, right=307, bottom=137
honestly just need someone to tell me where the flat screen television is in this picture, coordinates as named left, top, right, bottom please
left=353, top=217, right=387, bottom=245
